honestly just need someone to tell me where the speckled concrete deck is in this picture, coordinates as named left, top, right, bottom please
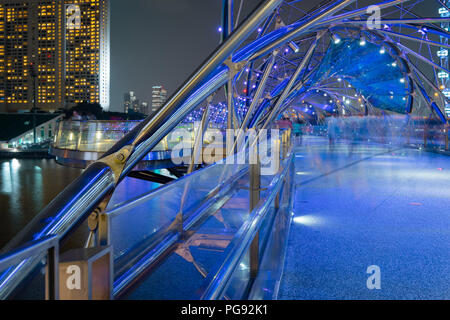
left=279, top=137, right=450, bottom=300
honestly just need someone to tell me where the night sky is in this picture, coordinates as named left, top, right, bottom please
left=109, top=0, right=440, bottom=112
left=110, top=0, right=261, bottom=112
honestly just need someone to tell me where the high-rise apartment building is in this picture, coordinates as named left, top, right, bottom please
left=0, top=0, right=110, bottom=113
left=151, top=85, right=167, bottom=115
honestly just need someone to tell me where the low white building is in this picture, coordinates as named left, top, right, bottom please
left=0, top=113, right=64, bottom=150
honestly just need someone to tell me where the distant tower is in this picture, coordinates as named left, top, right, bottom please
left=123, top=91, right=140, bottom=113
left=140, top=101, right=149, bottom=115
left=438, top=3, right=450, bottom=117
left=151, top=86, right=167, bottom=115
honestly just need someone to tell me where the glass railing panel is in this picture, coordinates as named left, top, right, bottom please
left=117, top=173, right=252, bottom=299
left=53, top=121, right=199, bottom=153
left=53, top=120, right=140, bottom=152
left=107, top=129, right=292, bottom=298
left=52, top=121, right=228, bottom=158
left=123, top=245, right=212, bottom=299
left=191, top=152, right=293, bottom=300
left=107, top=157, right=249, bottom=264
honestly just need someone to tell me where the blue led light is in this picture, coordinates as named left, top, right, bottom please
left=310, top=38, right=412, bottom=114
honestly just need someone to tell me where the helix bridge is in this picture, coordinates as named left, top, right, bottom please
left=0, top=0, right=449, bottom=300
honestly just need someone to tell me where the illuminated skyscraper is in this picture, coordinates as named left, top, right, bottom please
left=151, top=85, right=167, bottom=115
left=0, top=0, right=110, bottom=113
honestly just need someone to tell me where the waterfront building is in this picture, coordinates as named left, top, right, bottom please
left=0, top=112, right=62, bottom=148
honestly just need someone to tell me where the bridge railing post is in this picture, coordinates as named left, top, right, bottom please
left=275, top=130, right=288, bottom=210
left=98, top=212, right=111, bottom=247
left=45, top=243, right=59, bottom=300
left=445, top=124, right=449, bottom=151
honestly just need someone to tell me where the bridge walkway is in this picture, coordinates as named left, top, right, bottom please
left=279, top=136, right=450, bottom=299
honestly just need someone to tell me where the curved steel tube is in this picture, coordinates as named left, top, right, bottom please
left=122, top=67, right=228, bottom=176
left=200, top=154, right=293, bottom=300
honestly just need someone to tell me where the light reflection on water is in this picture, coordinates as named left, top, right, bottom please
left=0, top=158, right=81, bottom=248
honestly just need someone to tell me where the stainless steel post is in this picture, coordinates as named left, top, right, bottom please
left=46, top=243, right=59, bottom=300
left=445, top=124, right=449, bottom=151
left=226, top=76, right=234, bottom=130
left=249, top=144, right=260, bottom=279
left=424, top=124, right=428, bottom=148
left=98, top=212, right=111, bottom=247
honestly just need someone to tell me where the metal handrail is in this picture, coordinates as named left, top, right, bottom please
left=108, top=129, right=293, bottom=298
left=0, top=235, right=59, bottom=300
left=199, top=151, right=294, bottom=300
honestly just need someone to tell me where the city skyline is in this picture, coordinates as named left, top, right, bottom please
left=109, top=0, right=262, bottom=112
